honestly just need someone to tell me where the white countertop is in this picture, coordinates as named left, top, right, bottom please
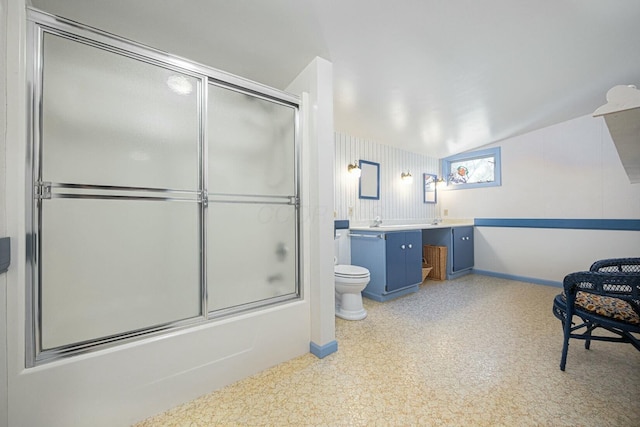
left=349, top=220, right=474, bottom=232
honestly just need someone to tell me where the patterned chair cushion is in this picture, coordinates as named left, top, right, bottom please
left=574, top=291, right=640, bottom=326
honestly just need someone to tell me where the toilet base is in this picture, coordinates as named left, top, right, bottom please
left=335, top=306, right=367, bottom=321
left=335, top=292, right=367, bottom=320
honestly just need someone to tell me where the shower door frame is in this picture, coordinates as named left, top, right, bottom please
left=26, top=8, right=302, bottom=367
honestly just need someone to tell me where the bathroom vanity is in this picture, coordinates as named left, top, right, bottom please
left=350, top=229, right=422, bottom=302
left=423, top=225, right=474, bottom=277
left=349, top=222, right=474, bottom=301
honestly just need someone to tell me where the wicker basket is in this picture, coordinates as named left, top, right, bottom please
left=423, top=245, right=447, bottom=280
left=421, top=263, right=433, bottom=283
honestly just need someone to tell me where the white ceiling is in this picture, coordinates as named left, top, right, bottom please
left=30, top=0, right=640, bottom=158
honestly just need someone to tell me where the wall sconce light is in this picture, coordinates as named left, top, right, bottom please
left=348, top=162, right=361, bottom=177
left=436, top=177, right=447, bottom=189
left=401, top=171, right=413, bottom=184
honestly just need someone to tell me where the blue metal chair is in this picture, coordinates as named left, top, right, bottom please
left=552, top=258, right=640, bottom=371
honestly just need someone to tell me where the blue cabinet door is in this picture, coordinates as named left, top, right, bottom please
left=385, top=230, right=423, bottom=292
left=404, top=230, right=423, bottom=285
left=385, top=232, right=407, bottom=292
left=452, top=226, right=474, bottom=272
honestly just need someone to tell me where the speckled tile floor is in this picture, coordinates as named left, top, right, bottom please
left=134, top=274, right=640, bottom=426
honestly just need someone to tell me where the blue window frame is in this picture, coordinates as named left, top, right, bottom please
left=441, top=147, right=501, bottom=190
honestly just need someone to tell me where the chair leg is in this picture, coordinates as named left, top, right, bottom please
left=626, top=332, right=640, bottom=351
left=585, top=320, right=592, bottom=350
left=560, top=315, right=572, bottom=371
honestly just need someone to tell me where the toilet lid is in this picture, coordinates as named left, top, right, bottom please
left=335, top=264, right=370, bottom=278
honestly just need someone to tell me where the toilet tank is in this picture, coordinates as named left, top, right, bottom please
left=334, top=230, right=352, bottom=265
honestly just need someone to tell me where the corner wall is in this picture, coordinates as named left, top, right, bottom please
left=286, top=57, right=336, bottom=355
left=439, top=114, right=640, bottom=283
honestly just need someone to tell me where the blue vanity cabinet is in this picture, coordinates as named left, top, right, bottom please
left=423, top=226, right=474, bottom=279
left=350, top=230, right=422, bottom=302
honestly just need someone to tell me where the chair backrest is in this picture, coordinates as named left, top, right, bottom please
left=566, top=259, right=640, bottom=320
left=590, top=257, right=640, bottom=273
left=564, top=271, right=640, bottom=301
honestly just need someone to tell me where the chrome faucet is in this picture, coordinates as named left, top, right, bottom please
left=371, top=216, right=383, bottom=227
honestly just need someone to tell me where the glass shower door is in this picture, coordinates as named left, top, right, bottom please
left=206, top=84, right=299, bottom=313
left=36, top=32, right=203, bottom=352
left=28, top=11, right=301, bottom=365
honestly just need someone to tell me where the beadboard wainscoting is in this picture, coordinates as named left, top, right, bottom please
left=334, top=132, right=439, bottom=224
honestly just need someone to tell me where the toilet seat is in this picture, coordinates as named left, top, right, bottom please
left=335, top=264, right=370, bottom=279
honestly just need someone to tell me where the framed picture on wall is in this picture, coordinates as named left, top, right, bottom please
left=424, top=173, right=437, bottom=204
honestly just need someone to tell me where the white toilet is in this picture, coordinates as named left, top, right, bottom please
left=334, top=230, right=370, bottom=320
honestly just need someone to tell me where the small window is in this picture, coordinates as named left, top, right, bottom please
left=442, top=147, right=501, bottom=189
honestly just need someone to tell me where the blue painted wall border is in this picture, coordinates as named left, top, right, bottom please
left=310, top=340, right=338, bottom=359
left=473, top=269, right=562, bottom=288
left=474, top=218, right=640, bottom=231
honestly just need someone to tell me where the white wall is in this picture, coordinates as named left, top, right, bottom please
left=286, top=58, right=336, bottom=352
left=440, top=114, right=640, bottom=283
left=334, top=132, right=439, bottom=224
left=3, top=3, right=329, bottom=426
left=1, top=0, right=8, bottom=425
